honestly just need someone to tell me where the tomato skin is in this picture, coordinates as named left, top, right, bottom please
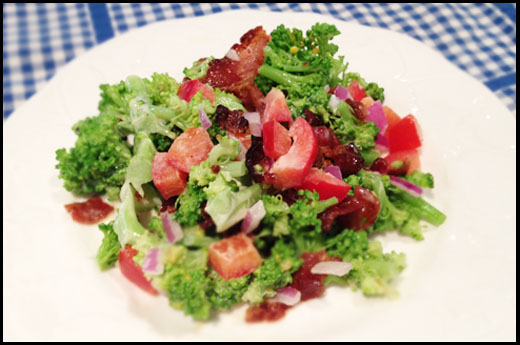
left=152, top=152, right=187, bottom=200
left=301, top=168, right=351, bottom=202
left=262, top=121, right=291, bottom=159
left=347, top=80, right=367, bottom=102
left=271, top=117, right=318, bottom=189
left=263, top=88, right=293, bottom=124
left=119, top=245, right=158, bottom=296
left=386, top=114, right=422, bottom=153
left=208, top=233, right=263, bottom=280
left=384, top=149, right=421, bottom=174
left=177, top=79, right=216, bottom=104
left=167, top=127, right=214, bottom=173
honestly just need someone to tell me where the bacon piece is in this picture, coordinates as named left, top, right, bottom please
left=245, top=301, right=290, bottom=323
left=199, top=26, right=270, bottom=111
left=65, top=197, right=114, bottom=224
left=319, top=186, right=380, bottom=232
left=290, top=250, right=342, bottom=301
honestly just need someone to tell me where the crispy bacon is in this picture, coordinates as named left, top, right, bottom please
left=319, top=186, right=380, bottom=232
left=64, top=197, right=114, bottom=224
left=199, top=26, right=270, bottom=112
left=290, top=250, right=342, bottom=301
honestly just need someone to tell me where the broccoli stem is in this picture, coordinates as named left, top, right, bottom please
left=398, top=192, right=447, bottom=226
left=257, top=65, right=322, bottom=90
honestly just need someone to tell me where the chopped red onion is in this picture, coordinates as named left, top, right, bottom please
left=142, top=248, right=164, bottom=275
left=311, top=261, right=352, bottom=276
left=241, top=200, right=266, bottom=234
left=243, top=112, right=262, bottom=137
left=328, top=94, right=340, bottom=113
left=270, top=287, right=301, bottom=306
left=161, top=213, right=183, bottom=244
left=325, top=165, right=342, bottom=180
left=375, top=143, right=389, bottom=156
left=366, top=101, right=388, bottom=133
left=225, top=48, right=240, bottom=61
left=389, top=175, right=423, bottom=197
left=199, top=104, right=212, bottom=130
left=334, top=85, right=350, bottom=101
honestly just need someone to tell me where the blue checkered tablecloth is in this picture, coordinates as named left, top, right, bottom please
left=3, top=3, right=516, bottom=119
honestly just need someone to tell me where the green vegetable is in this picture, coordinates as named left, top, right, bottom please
left=404, top=170, right=435, bottom=189
left=205, top=183, right=262, bottom=232
left=333, top=100, right=379, bottom=149
left=174, top=183, right=207, bottom=227
left=125, top=133, right=156, bottom=197
left=324, top=229, right=406, bottom=296
left=55, top=111, right=132, bottom=200
left=343, top=72, right=385, bottom=102
left=242, top=240, right=303, bottom=304
left=183, top=57, right=215, bottom=80
left=113, top=182, right=147, bottom=245
left=96, top=222, right=121, bottom=270
left=208, top=270, right=251, bottom=310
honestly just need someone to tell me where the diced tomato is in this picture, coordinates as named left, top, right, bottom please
left=208, top=233, right=262, bottom=280
left=386, top=114, right=422, bottom=153
left=346, top=80, right=367, bottom=102
left=177, top=79, right=216, bottom=104
left=152, top=152, right=187, bottom=200
left=118, top=245, right=158, bottom=295
left=262, top=121, right=291, bottom=159
left=262, top=88, right=293, bottom=124
left=383, top=105, right=401, bottom=130
left=167, top=127, right=214, bottom=173
left=301, top=168, right=351, bottom=202
left=384, top=149, right=421, bottom=174
left=271, top=117, right=318, bottom=189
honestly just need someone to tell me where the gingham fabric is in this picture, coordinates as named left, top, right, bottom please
left=3, top=3, right=516, bottom=119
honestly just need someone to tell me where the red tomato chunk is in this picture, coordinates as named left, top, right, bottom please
left=208, top=233, right=262, bottom=280
left=64, top=196, right=114, bottom=224
left=177, top=79, right=216, bottom=104
left=301, top=167, right=351, bottom=202
left=152, top=152, right=187, bottom=200
left=262, top=120, right=291, bottom=159
left=386, top=114, right=422, bottom=153
left=167, top=127, right=214, bottom=173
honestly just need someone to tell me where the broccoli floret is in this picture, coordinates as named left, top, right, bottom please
left=242, top=240, right=303, bottom=304
left=96, top=222, right=121, bottom=270
left=404, top=170, right=435, bottom=189
left=324, top=229, right=406, bottom=296
left=174, top=183, right=207, bottom=226
left=55, top=112, right=132, bottom=199
left=183, top=57, right=215, bottom=80
left=166, top=268, right=212, bottom=320
left=207, top=270, right=251, bottom=311
left=150, top=133, right=173, bottom=152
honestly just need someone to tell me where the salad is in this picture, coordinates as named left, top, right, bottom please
left=56, top=23, right=446, bottom=322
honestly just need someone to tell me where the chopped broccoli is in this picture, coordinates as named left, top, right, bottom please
left=183, top=57, right=215, bottom=80
left=343, top=72, right=385, bottom=102
left=96, top=222, right=121, bottom=270
left=174, top=183, right=207, bottom=227
left=404, top=170, right=435, bottom=189
left=55, top=112, right=132, bottom=200
left=242, top=240, right=303, bottom=304
left=207, top=270, right=251, bottom=311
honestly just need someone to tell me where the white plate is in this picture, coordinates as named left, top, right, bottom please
left=3, top=10, right=516, bottom=341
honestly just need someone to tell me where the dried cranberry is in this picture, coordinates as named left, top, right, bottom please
left=214, top=105, right=249, bottom=134
left=211, top=165, right=220, bottom=174
left=338, top=186, right=380, bottom=231
left=304, top=109, right=324, bottom=126
left=245, top=136, right=271, bottom=183
left=370, top=158, right=388, bottom=175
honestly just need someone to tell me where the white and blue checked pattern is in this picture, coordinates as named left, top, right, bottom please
left=3, top=3, right=516, bottom=119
